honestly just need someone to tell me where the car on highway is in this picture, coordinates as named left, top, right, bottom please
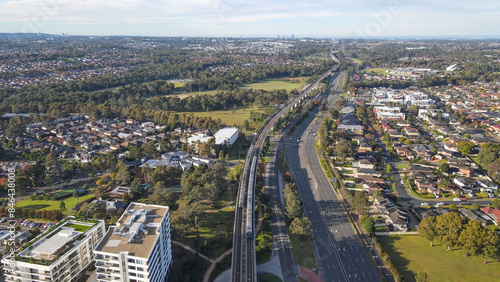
left=437, top=202, right=444, bottom=206
left=453, top=198, right=462, bottom=202
left=421, top=202, right=429, bottom=206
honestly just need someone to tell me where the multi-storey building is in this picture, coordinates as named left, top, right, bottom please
left=94, top=203, right=172, bottom=282
left=1, top=219, right=105, bottom=282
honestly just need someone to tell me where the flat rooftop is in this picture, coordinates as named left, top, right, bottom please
left=31, top=229, right=77, bottom=259
left=95, top=203, right=168, bottom=259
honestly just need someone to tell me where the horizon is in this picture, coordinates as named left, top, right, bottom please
left=1, top=0, right=499, bottom=38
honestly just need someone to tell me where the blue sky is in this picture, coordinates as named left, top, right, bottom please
left=0, top=0, right=499, bottom=37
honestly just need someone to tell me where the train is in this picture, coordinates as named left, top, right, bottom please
left=246, top=156, right=258, bottom=238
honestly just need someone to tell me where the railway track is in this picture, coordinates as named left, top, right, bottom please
left=231, top=62, right=340, bottom=282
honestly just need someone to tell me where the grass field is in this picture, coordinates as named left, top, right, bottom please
left=379, top=235, right=500, bottom=282
left=351, top=58, right=363, bottom=65
left=241, top=77, right=307, bottom=91
left=364, top=68, right=390, bottom=75
left=16, top=194, right=95, bottom=211
left=184, top=208, right=235, bottom=258
left=173, top=82, right=186, bottom=88
left=172, top=89, right=220, bottom=99
left=63, top=222, right=91, bottom=232
left=174, top=105, right=264, bottom=126
left=258, top=273, right=282, bottom=282
left=290, top=234, right=318, bottom=273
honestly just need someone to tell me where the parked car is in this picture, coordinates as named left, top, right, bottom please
left=17, top=219, right=25, bottom=225
left=0, top=217, right=7, bottom=223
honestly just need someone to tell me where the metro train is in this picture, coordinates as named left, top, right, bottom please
left=246, top=156, right=258, bottom=238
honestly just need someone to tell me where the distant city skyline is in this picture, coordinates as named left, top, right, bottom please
left=0, top=0, right=499, bottom=38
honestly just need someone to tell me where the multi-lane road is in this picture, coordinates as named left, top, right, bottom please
left=285, top=71, right=380, bottom=282
left=231, top=64, right=338, bottom=282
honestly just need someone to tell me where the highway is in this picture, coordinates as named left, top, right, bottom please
left=285, top=71, right=381, bottom=282
left=231, top=63, right=339, bottom=282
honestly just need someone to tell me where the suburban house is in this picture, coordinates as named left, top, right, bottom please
left=476, top=179, right=499, bottom=192
left=480, top=207, right=500, bottom=225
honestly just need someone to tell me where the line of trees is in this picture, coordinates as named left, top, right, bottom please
left=284, top=183, right=312, bottom=241
left=418, top=213, right=500, bottom=263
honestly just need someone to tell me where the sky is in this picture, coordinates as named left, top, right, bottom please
left=0, top=0, right=499, bottom=38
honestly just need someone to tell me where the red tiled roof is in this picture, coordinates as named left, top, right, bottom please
left=481, top=207, right=500, bottom=220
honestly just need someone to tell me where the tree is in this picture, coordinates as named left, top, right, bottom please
left=487, top=160, right=500, bottom=183
left=386, top=164, right=392, bottom=174
left=473, top=203, right=481, bottom=210
left=482, top=229, right=500, bottom=263
left=284, top=183, right=302, bottom=220
left=352, top=191, right=369, bottom=215
left=439, top=163, right=449, bottom=173
left=491, top=198, right=500, bottom=210
left=6, top=118, right=25, bottom=137
left=289, top=217, right=312, bottom=241
left=122, top=191, right=131, bottom=202
left=449, top=204, right=457, bottom=210
left=415, top=272, right=428, bottom=282
left=73, top=189, right=79, bottom=202
left=418, top=216, right=438, bottom=246
left=45, top=153, right=62, bottom=184
left=436, top=213, right=465, bottom=250
left=141, top=140, right=159, bottom=158
left=459, top=220, right=486, bottom=256
left=148, top=188, right=179, bottom=210
left=115, top=161, right=131, bottom=185
left=362, top=216, right=375, bottom=234
left=336, top=139, right=353, bottom=161
left=60, top=201, right=66, bottom=212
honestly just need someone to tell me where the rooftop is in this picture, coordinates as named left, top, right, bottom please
left=16, top=219, right=99, bottom=262
left=95, top=203, right=168, bottom=258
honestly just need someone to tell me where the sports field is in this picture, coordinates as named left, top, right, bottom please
left=379, top=235, right=500, bottom=281
left=364, top=68, right=390, bottom=75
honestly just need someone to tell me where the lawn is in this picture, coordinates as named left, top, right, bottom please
left=289, top=234, right=318, bottom=273
left=63, top=222, right=91, bottom=232
left=16, top=194, right=95, bottom=211
left=364, top=68, right=390, bottom=75
left=240, top=77, right=307, bottom=92
left=174, top=105, right=265, bottom=126
left=378, top=235, right=500, bottom=282
left=172, top=89, right=220, bottom=99
left=258, top=273, right=282, bottom=282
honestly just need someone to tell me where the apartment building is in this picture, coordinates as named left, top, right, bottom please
left=1, top=219, right=105, bottom=282
left=94, top=203, right=172, bottom=282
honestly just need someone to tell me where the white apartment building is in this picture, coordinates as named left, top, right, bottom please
left=374, top=106, right=406, bottom=120
left=94, top=203, right=172, bottom=282
left=1, top=219, right=105, bottom=282
left=404, top=91, right=432, bottom=107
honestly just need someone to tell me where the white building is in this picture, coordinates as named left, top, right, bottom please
left=94, top=203, right=172, bottom=282
left=374, top=106, right=406, bottom=120
left=2, top=219, right=105, bottom=282
left=404, top=91, right=432, bottom=107
left=214, top=127, right=239, bottom=147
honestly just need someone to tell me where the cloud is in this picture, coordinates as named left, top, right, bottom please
left=0, top=0, right=498, bottom=36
